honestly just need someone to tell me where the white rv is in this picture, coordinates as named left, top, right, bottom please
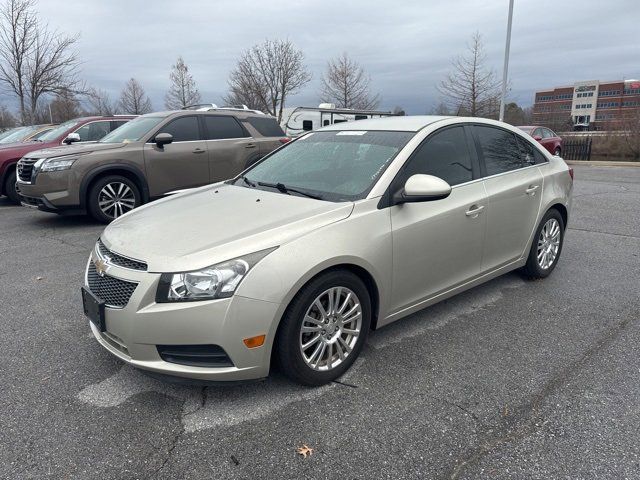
left=280, top=103, right=395, bottom=137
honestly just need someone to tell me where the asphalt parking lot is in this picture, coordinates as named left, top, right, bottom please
left=1, top=164, right=639, bottom=480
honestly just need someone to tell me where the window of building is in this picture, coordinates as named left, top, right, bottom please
left=302, top=120, right=313, bottom=131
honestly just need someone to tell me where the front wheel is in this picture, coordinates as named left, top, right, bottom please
left=521, top=209, right=565, bottom=279
left=87, top=175, right=141, bottom=223
left=4, top=169, right=20, bottom=204
left=275, top=270, right=371, bottom=386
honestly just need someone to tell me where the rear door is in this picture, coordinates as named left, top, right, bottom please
left=202, top=115, right=254, bottom=181
left=389, top=125, right=486, bottom=313
left=143, top=115, right=209, bottom=196
left=241, top=116, right=287, bottom=161
left=472, top=125, right=543, bottom=271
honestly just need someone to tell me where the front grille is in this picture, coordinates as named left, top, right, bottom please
left=87, top=262, right=138, bottom=308
left=17, top=158, right=38, bottom=183
left=157, top=345, right=234, bottom=368
left=97, top=239, right=147, bottom=271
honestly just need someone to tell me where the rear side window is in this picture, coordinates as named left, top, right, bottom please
left=74, top=121, right=111, bottom=141
left=516, top=136, right=548, bottom=165
left=400, top=126, right=474, bottom=186
left=474, top=125, right=527, bottom=176
left=243, top=117, right=285, bottom=137
left=160, top=116, right=200, bottom=142
left=203, top=116, right=248, bottom=140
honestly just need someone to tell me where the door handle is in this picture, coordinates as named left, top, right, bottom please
left=192, top=148, right=205, bottom=154
left=525, top=185, right=539, bottom=195
left=245, top=143, right=257, bottom=149
left=465, top=205, right=485, bottom=217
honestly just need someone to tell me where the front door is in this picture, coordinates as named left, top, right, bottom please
left=389, top=125, right=486, bottom=314
left=143, top=115, right=209, bottom=196
left=472, top=125, right=543, bottom=271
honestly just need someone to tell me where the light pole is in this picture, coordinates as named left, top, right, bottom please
left=499, top=0, right=514, bottom=122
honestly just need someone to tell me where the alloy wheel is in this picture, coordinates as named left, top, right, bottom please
left=299, top=287, right=362, bottom=371
left=98, top=182, right=136, bottom=219
left=537, top=218, right=561, bottom=270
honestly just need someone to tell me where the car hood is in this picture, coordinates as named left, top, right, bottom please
left=102, top=183, right=354, bottom=272
left=23, top=142, right=125, bottom=159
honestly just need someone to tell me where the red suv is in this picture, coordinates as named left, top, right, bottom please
left=0, top=116, right=135, bottom=203
left=517, top=126, right=563, bottom=156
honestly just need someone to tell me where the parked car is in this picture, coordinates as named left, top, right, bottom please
left=0, top=124, right=56, bottom=145
left=17, top=109, right=289, bottom=222
left=518, top=126, right=563, bottom=156
left=0, top=116, right=134, bottom=204
left=81, top=116, right=573, bottom=386
left=281, top=103, right=395, bottom=137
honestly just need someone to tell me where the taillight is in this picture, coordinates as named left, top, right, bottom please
left=568, top=167, right=574, bottom=181
left=279, top=137, right=291, bottom=144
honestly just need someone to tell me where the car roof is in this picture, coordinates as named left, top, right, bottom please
left=142, top=110, right=272, bottom=120
left=320, top=115, right=452, bottom=132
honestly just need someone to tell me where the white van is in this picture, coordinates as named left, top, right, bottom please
left=280, top=103, right=395, bottom=137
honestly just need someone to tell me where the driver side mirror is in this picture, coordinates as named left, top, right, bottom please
left=63, top=132, right=81, bottom=145
left=393, top=174, right=452, bottom=205
left=154, top=132, right=173, bottom=147
left=533, top=135, right=542, bottom=141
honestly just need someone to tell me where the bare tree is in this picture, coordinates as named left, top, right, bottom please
left=85, top=87, right=119, bottom=115
left=119, top=78, right=152, bottom=114
left=0, top=0, right=36, bottom=124
left=225, top=39, right=311, bottom=122
left=320, top=53, right=380, bottom=110
left=438, top=32, right=502, bottom=118
left=45, top=89, right=79, bottom=123
left=26, top=26, right=83, bottom=121
left=0, top=104, right=16, bottom=128
left=428, top=101, right=452, bottom=115
left=0, top=0, right=83, bottom=124
left=222, top=85, right=264, bottom=111
left=164, top=56, right=200, bottom=109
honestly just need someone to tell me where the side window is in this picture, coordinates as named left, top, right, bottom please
left=400, top=126, right=474, bottom=186
left=474, top=125, right=527, bottom=176
left=302, top=120, right=313, bottom=131
left=204, top=116, right=248, bottom=140
left=532, top=128, right=543, bottom=138
left=74, top=121, right=111, bottom=141
left=355, top=115, right=368, bottom=120
left=243, top=117, right=284, bottom=137
left=110, top=120, right=128, bottom=131
left=542, top=128, right=554, bottom=138
left=323, top=120, right=330, bottom=126
left=159, top=116, right=200, bottom=142
left=516, top=136, right=547, bottom=165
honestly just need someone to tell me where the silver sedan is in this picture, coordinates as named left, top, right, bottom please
left=82, top=116, right=573, bottom=385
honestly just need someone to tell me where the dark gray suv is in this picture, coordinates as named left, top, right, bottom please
left=18, top=109, right=289, bottom=222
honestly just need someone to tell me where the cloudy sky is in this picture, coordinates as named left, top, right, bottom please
left=28, top=0, right=640, bottom=114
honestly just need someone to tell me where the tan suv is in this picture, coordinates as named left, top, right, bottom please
left=17, top=109, right=288, bottom=222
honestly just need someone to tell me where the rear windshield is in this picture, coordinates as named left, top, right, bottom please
left=243, top=116, right=285, bottom=137
left=36, top=120, right=81, bottom=142
left=99, top=116, right=165, bottom=143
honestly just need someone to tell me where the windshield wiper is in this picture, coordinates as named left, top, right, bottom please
left=256, top=181, right=323, bottom=200
left=241, top=176, right=257, bottom=187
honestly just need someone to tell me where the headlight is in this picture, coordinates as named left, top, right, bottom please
left=156, top=248, right=277, bottom=303
left=39, top=156, right=77, bottom=172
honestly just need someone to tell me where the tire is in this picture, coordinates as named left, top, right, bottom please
left=275, top=270, right=371, bottom=386
left=3, top=169, right=20, bottom=204
left=87, top=175, right=141, bottom=223
left=521, top=208, right=565, bottom=279
left=554, top=147, right=561, bottom=156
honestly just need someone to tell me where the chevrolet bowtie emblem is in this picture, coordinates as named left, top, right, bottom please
left=95, top=258, right=108, bottom=277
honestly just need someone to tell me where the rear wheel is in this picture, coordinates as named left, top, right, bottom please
left=275, top=270, right=371, bottom=386
left=521, top=209, right=565, bottom=279
left=3, top=169, right=20, bottom=204
left=87, top=175, right=141, bottom=223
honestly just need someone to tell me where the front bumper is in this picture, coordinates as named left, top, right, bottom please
left=17, top=168, right=80, bottom=209
left=84, top=251, right=281, bottom=381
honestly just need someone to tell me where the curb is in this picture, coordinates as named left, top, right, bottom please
left=565, top=160, right=640, bottom=167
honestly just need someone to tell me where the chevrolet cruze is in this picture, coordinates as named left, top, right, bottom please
left=82, top=116, right=573, bottom=386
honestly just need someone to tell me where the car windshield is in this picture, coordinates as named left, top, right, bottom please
left=0, top=126, right=31, bottom=143
left=37, top=120, right=82, bottom=142
left=240, top=130, right=414, bottom=201
left=99, top=116, right=165, bottom=143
